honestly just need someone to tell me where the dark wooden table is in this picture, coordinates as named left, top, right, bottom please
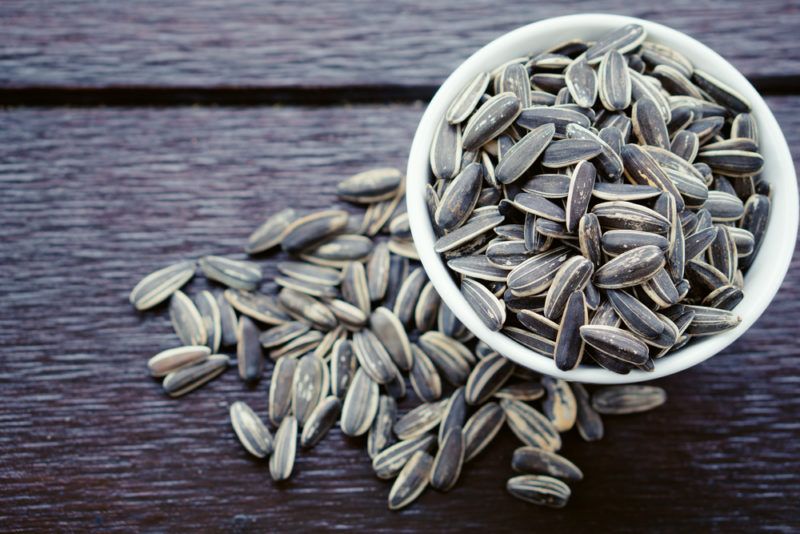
left=1, top=2, right=799, bottom=531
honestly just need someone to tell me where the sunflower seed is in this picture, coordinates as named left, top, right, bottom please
left=235, top=316, right=262, bottom=383
left=684, top=226, right=719, bottom=260
left=338, top=168, right=403, bottom=203
left=705, top=190, right=745, bottom=221
left=501, top=399, right=561, bottom=451
left=352, top=329, right=400, bottom=384
left=585, top=23, right=646, bottom=63
left=326, top=299, right=368, bottom=329
left=275, top=275, right=338, bottom=299
left=684, top=305, right=741, bottom=336
left=394, top=400, right=446, bottom=440
left=591, top=183, right=661, bottom=202
left=246, top=208, right=298, bottom=254
left=410, top=345, right=443, bottom=403
left=708, top=225, right=737, bottom=281
left=130, top=260, right=196, bottom=311
left=463, top=353, right=514, bottom=406
left=463, top=402, right=506, bottom=462
left=447, top=255, right=508, bottom=282
left=506, top=475, right=570, bottom=508
left=370, top=307, right=413, bottom=370
left=521, top=174, right=571, bottom=199
left=414, top=282, right=441, bottom=332
left=225, top=289, right=290, bottom=325
left=330, top=339, right=356, bottom=398
left=571, top=382, right=604, bottom=441
left=216, top=292, right=238, bottom=347
left=259, top=321, right=309, bottom=349
left=494, top=382, right=545, bottom=402
left=269, top=416, right=297, bottom=481
left=291, top=354, right=325, bottom=426
left=541, top=377, right=577, bottom=432
left=685, top=259, right=729, bottom=293
left=340, top=261, right=371, bottom=317
left=698, top=150, right=764, bottom=178
left=278, top=288, right=337, bottom=331
left=531, top=73, right=566, bottom=93
left=199, top=256, right=262, bottom=291
left=190, top=290, right=220, bottom=352
left=495, top=124, right=556, bottom=184
left=517, top=310, right=559, bottom=340
left=430, top=427, right=465, bottom=493
left=417, top=333, right=472, bottom=386
left=162, top=354, right=228, bottom=397
left=564, top=57, right=597, bottom=108
left=435, top=162, right=483, bottom=230
left=641, top=268, right=680, bottom=308
left=692, top=69, right=750, bottom=113
left=461, top=278, right=506, bottom=331
left=606, top=289, right=663, bottom=340
left=620, top=144, right=684, bottom=211
left=601, top=230, right=669, bottom=256
left=579, top=325, right=649, bottom=365
left=387, top=238, right=419, bottom=260
left=301, top=234, right=374, bottom=266
left=373, top=434, right=436, bottom=480
left=170, top=290, right=207, bottom=346
left=300, top=395, right=340, bottom=449
left=269, top=357, right=296, bottom=426
left=447, top=71, right=491, bottom=124
left=592, top=201, right=670, bottom=233
left=542, top=139, right=602, bottom=168
left=462, top=92, right=522, bottom=151
left=393, top=267, right=428, bottom=327
left=148, top=345, right=210, bottom=378
left=593, top=245, right=665, bottom=288
left=230, top=401, right=273, bottom=458
left=364, top=242, right=390, bottom=302
left=277, top=261, right=341, bottom=286
left=368, top=395, right=397, bottom=458
left=511, top=446, right=582, bottom=481
left=544, top=256, right=593, bottom=320
left=382, top=254, right=409, bottom=310
left=340, top=368, right=379, bottom=437
left=504, top=327, right=555, bottom=356
left=739, top=194, right=770, bottom=269
left=516, top=106, right=590, bottom=137
left=598, top=50, right=631, bottom=111
left=703, top=284, right=744, bottom=310
left=553, top=290, right=587, bottom=371
left=434, top=214, right=505, bottom=254
left=388, top=451, right=434, bottom=511
left=640, top=41, right=692, bottom=76
left=592, top=385, right=667, bottom=414
left=670, top=130, right=700, bottom=162
left=281, top=210, right=349, bottom=254
left=506, top=246, right=571, bottom=296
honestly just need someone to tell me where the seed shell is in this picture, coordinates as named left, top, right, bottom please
left=553, top=290, right=587, bottom=371
left=300, top=395, right=341, bottom=449
left=225, top=289, right=290, bottom=326
left=162, top=354, right=228, bottom=398
left=230, top=401, right=273, bottom=458
left=447, top=71, right=491, bottom=124
left=388, top=451, right=434, bottom=511
left=148, top=345, right=210, bottom=378
left=501, top=399, right=561, bottom=451
left=430, top=427, right=465, bottom=492
left=462, top=92, right=522, bottom=151
left=341, top=368, right=380, bottom=437
left=463, top=402, right=506, bottom=462
left=372, top=434, right=436, bottom=480
left=236, top=316, right=263, bottom=384
left=199, top=256, right=262, bottom=291
left=541, top=377, right=577, bottom=432
left=592, top=385, right=667, bottom=414
left=368, top=395, right=398, bottom=458
left=270, top=416, right=298, bottom=481
left=495, top=124, right=556, bottom=184
left=571, top=382, right=604, bottom=441
left=246, top=208, right=297, bottom=254
left=130, top=260, right=196, bottom=311
left=506, top=475, right=571, bottom=508
left=511, top=446, right=583, bottom=481
left=269, top=357, right=297, bottom=426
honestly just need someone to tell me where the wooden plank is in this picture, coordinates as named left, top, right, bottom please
left=0, top=100, right=798, bottom=531
left=1, top=0, right=799, bottom=88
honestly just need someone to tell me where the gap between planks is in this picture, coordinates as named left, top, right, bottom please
left=1, top=76, right=799, bottom=107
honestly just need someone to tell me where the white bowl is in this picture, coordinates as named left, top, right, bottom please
left=406, top=14, right=798, bottom=384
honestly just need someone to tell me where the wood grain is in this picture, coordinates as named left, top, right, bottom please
left=0, top=101, right=798, bottom=532
left=1, top=0, right=799, bottom=88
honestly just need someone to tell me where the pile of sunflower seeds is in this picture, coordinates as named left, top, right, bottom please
left=429, top=23, right=771, bottom=373
left=130, top=167, right=668, bottom=510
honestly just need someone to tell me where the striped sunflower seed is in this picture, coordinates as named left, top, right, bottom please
left=494, top=382, right=546, bottom=402
left=301, top=234, right=374, bottom=266
left=195, top=290, right=222, bottom=352
left=199, top=256, right=262, bottom=291
left=553, top=290, right=587, bottom=371
left=521, top=173, right=571, bottom=198
left=462, top=92, right=522, bottom=151
left=366, top=242, right=390, bottom=302
left=337, top=168, right=403, bottom=203
left=461, top=278, right=507, bottom=331
left=129, top=260, right=195, bottom=311
left=606, top=289, right=664, bottom=340
left=417, top=332, right=474, bottom=385
left=277, top=261, right=341, bottom=286
left=372, top=434, right=436, bottom=480
left=326, top=299, right=367, bottom=330
left=292, top=354, right=325, bottom=427
left=592, top=201, right=670, bottom=233
left=516, top=106, right=590, bottom=137
left=162, top=354, right=228, bottom=398
left=506, top=474, right=570, bottom=508
left=415, top=281, right=441, bottom=332
left=275, top=275, right=338, bottom=299
left=631, top=97, right=670, bottom=149
left=511, top=446, right=582, bottom=481
left=447, top=71, right=491, bottom=124
left=437, top=387, right=467, bottom=445
left=246, top=208, right=297, bottom=254
left=281, top=210, right=349, bottom=254
left=571, top=382, right=604, bottom=442
left=270, top=416, right=298, bottom=481
left=236, top=316, right=263, bottom=384
left=501, top=399, right=561, bottom=451
left=269, top=357, right=296, bottom=426
left=330, top=339, right=356, bottom=398
left=147, top=345, right=210, bottom=378
left=278, top=288, right=337, bottom=331
left=269, top=329, right=324, bottom=360
left=394, top=400, right=447, bottom=440
left=565, top=57, right=597, bottom=108
left=507, top=246, right=571, bottom=297
left=369, top=307, right=413, bottom=371
left=393, top=267, right=428, bottom=327
left=430, top=427, right=465, bottom=492
left=341, top=261, right=371, bottom=316
left=409, top=345, right=443, bottom=402
left=230, top=401, right=273, bottom=458
left=300, top=395, right=341, bottom=449
left=225, top=289, right=290, bottom=325
left=495, top=124, right=556, bottom=184
left=465, top=353, right=514, bottom=406
left=434, top=214, right=505, bottom=254
left=340, top=368, right=380, bottom=437
left=579, top=325, right=649, bottom=365
left=601, top=230, right=669, bottom=256
left=541, top=377, right=577, bottom=432
left=368, top=395, right=398, bottom=458
left=592, top=385, right=667, bottom=414
left=216, top=292, right=238, bottom=347
left=593, top=245, right=665, bottom=288
left=544, top=256, right=593, bottom=320
left=541, top=138, right=602, bottom=168
left=599, top=50, right=631, bottom=111
left=463, top=402, right=506, bottom=462
left=584, top=23, right=646, bottom=63
left=352, top=329, right=399, bottom=385
left=388, top=451, right=434, bottom=511
left=684, top=305, right=741, bottom=336
left=169, top=290, right=207, bottom=347
left=258, top=321, right=309, bottom=349
left=448, top=255, right=509, bottom=282
left=435, top=162, right=483, bottom=230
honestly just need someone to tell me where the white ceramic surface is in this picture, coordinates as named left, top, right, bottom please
left=406, top=14, right=798, bottom=384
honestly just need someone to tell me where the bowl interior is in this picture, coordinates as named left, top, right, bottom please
left=406, top=14, right=798, bottom=384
